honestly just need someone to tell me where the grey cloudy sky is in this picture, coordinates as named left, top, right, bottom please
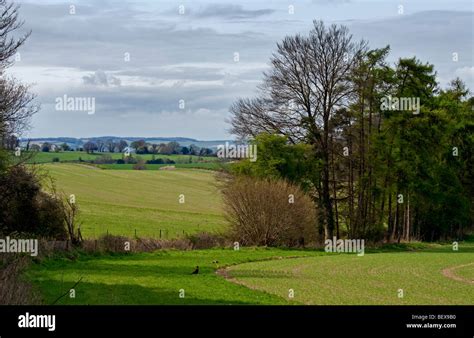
left=8, top=0, right=474, bottom=139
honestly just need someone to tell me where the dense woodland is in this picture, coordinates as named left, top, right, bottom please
left=230, top=21, right=473, bottom=242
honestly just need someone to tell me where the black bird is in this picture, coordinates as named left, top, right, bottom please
left=191, top=266, right=199, bottom=275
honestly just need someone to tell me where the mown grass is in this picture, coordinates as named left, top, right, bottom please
left=25, top=248, right=315, bottom=305
left=40, top=163, right=226, bottom=238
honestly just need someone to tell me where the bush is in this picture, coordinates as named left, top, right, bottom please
left=124, top=156, right=137, bottom=164
left=186, top=232, right=229, bottom=249
left=146, top=158, right=164, bottom=164
left=0, top=166, right=67, bottom=239
left=81, top=235, right=192, bottom=253
left=133, top=160, right=147, bottom=170
left=0, top=254, right=40, bottom=304
left=93, top=154, right=115, bottom=164
left=222, top=176, right=318, bottom=247
left=52, top=157, right=60, bottom=162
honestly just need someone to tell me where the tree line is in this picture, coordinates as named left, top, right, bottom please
left=229, top=21, right=473, bottom=242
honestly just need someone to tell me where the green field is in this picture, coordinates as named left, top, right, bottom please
left=25, top=243, right=474, bottom=305
left=25, top=248, right=308, bottom=305
left=226, top=247, right=474, bottom=305
left=40, top=163, right=226, bottom=238
left=24, top=151, right=219, bottom=164
left=97, top=162, right=224, bottom=170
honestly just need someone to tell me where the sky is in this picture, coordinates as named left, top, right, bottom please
left=7, top=0, right=474, bottom=139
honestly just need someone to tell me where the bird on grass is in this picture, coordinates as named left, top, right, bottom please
left=191, top=266, right=199, bottom=275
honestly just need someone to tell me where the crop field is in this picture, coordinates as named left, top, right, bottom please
left=97, top=162, right=224, bottom=170
left=23, top=151, right=219, bottom=164
left=226, top=245, right=474, bottom=305
left=24, top=243, right=474, bottom=305
left=40, top=163, right=226, bottom=238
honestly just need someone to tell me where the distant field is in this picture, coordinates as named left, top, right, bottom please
left=24, top=243, right=474, bottom=305
left=97, top=162, right=225, bottom=170
left=40, top=163, right=226, bottom=238
left=23, top=151, right=219, bottom=164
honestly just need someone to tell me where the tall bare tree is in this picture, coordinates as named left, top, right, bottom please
left=0, top=0, right=36, bottom=143
left=230, top=21, right=367, bottom=239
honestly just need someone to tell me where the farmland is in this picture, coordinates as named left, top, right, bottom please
left=25, top=242, right=474, bottom=305
left=23, top=151, right=219, bottom=165
left=40, top=163, right=226, bottom=238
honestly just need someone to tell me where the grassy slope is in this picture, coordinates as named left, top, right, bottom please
left=40, top=163, right=226, bottom=238
left=226, top=243, right=474, bottom=305
left=25, top=243, right=474, bottom=305
left=25, top=248, right=313, bottom=305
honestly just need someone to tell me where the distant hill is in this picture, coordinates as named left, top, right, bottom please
left=20, top=136, right=234, bottom=150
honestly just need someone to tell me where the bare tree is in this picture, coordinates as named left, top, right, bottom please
left=83, top=141, right=97, bottom=154
left=105, top=139, right=116, bottom=152
left=0, top=1, right=36, bottom=142
left=0, top=0, right=29, bottom=68
left=116, top=139, right=128, bottom=153
left=230, top=21, right=367, bottom=239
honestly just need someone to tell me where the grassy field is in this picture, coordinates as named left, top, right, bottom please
left=226, top=245, right=474, bottom=305
left=24, top=151, right=219, bottom=164
left=25, top=248, right=310, bottom=305
left=40, top=163, right=226, bottom=238
left=97, top=162, right=224, bottom=170
left=24, top=243, right=474, bottom=305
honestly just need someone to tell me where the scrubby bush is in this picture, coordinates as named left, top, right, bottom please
left=93, top=154, right=115, bottom=164
left=186, top=232, right=229, bottom=249
left=222, top=176, right=318, bottom=247
left=133, top=159, right=147, bottom=170
left=0, top=166, right=67, bottom=239
left=124, top=156, right=137, bottom=164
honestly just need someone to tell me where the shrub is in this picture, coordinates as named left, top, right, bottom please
left=222, top=176, right=318, bottom=247
left=133, top=160, right=147, bottom=170
left=186, top=232, right=229, bottom=249
left=52, top=157, right=60, bottom=162
left=124, top=156, right=137, bottom=164
left=0, top=254, right=40, bottom=304
left=93, top=154, right=115, bottom=164
left=146, top=158, right=164, bottom=164
left=0, top=166, right=67, bottom=239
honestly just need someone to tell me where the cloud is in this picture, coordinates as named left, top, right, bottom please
left=9, top=1, right=474, bottom=139
left=194, top=4, right=275, bottom=19
left=83, top=70, right=121, bottom=87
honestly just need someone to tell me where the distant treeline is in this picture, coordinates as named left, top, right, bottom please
left=6, top=137, right=216, bottom=157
